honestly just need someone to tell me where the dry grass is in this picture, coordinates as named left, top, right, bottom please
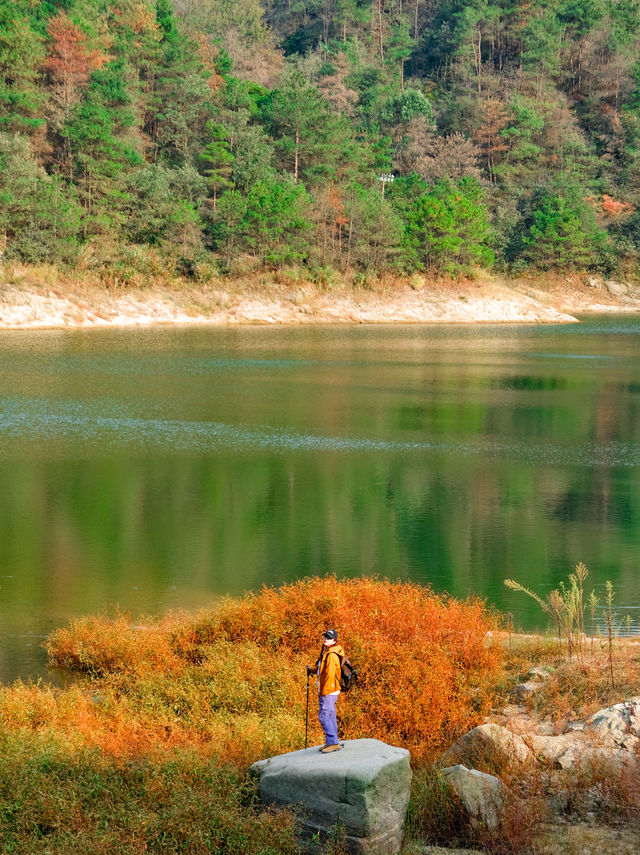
left=0, top=737, right=298, bottom=855
left=536, top=823, right=640, bottom=855
left=498, top=633, right=640, bottom=720
left=406, top=762, right=550, bottom=855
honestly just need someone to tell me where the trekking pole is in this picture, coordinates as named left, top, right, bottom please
left=305, top=670, right=310, bottom=749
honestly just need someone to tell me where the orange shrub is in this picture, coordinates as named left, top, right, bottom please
left=46, top=612, right=182, bottom=677
left=41, top=576, right=503, bottom=763
left=185, top=577, right=503, bottom=758
left=601, top=194, right=634, bottom=218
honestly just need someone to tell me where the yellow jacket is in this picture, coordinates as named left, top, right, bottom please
left=317, top=643, right=345, bottom=696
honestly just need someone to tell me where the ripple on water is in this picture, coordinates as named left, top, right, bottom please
left=1, top=398, right=640, bottom=467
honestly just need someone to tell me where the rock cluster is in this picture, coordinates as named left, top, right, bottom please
left=438, top=697, right=640, bottom=829
left=248, top=699, right=640, bottom=850
left=249, top=738, right=412, bottom=855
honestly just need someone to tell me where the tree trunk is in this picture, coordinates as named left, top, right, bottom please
left=577, top=39, right=584, bottom=92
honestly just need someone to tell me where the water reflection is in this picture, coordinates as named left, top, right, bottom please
left=1, top=318, right=640, bottom=682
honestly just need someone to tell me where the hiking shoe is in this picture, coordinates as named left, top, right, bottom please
left=320, top=744, right=341, bottom=753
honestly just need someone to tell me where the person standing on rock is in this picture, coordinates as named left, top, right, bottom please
left=307, top=629, right=345, bottom=753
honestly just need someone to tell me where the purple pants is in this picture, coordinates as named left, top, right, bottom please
left=318, top=693, right=339, bottom=745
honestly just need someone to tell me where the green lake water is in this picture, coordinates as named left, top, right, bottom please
left=2, top=317, right=640, bottom=683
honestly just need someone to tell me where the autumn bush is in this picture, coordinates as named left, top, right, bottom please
left=0, top=577, right=504, bottom=855
left=6, top=581, right=640, bottom=855
left=42, top=577, right=503, bottom=764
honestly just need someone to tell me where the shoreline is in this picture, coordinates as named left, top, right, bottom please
left=1, top=270, right=640, bottom=329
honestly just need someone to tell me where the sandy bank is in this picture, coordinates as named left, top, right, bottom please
left=1, top=271, right=639, bottom=329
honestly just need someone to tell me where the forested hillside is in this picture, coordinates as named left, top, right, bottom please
left=2, top=0, right=640, bottom=282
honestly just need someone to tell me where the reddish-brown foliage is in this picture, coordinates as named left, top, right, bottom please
left=47, top=612, right=183, bottom=676
left=475, top=99, right=510, bottom=180
left=44, top=577, right=503, bottom=764
left=192, top=34, right=225, bottom=91
left=44, top=12, right=106, bottom=109
left=327, top=184, right=348, bottom=232
left=601, top=194, right=634, bottom=218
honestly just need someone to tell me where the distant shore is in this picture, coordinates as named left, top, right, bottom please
left=1, top=268, right=639, bottom=329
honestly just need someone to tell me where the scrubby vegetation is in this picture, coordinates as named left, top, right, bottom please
left=3, top=0, right=640, bottom=284
left=0, top=577, right=501, bottom=853
left=500, top=634, right=640, bottom=724
left=1, top=576, right=639, bottom=854
left=43, top=576, right=502, bottom=763
left=0, top=742, right=299, bottom=855
left=405, top=630, right=640, bottom=854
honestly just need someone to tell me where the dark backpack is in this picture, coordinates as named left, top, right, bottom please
left=338, top=654, right=357, bottom=692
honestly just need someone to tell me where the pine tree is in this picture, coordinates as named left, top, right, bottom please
left=200, top=121, right=234, bottom=210
left=260, top=67, right=333, bottom=182
left=0, top=1, right=45, bottom=134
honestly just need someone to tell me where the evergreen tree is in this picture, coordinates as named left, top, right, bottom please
left=260, top=67, right=332, bottom=182
left=405, top=177, right=494, bottom=273
left=507, top=190, right=609, bottom=270
left=0, top=1, right=45, bottom=134
left=0, top=0, right=639, bottom=277
left=200, top=121, right=234, bottom=209
left=0, top=132, right=81, bottom=263
left=122, top=163, right=203, bottom=250
left=65, top=60, right=142, bottom=236
left=210, top=177, right=313, bottom=266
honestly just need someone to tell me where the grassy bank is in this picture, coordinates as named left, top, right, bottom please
left=0, top=577, right=639, bottom=854
left=0, top=741, right=297, bottom=855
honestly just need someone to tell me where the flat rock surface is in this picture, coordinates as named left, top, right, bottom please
left=410, top=824, right=640, bottom=855
left=411, top=848, right=483, bottom=854
left=251, top=738, right=410, bottom=785
left=537, top=822, right=640, bottom=854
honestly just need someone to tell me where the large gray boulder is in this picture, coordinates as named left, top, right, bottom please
left=530, top=698, right=640, bottom=772
left=439, top=723, right=533, bottom=770
left=441, top=764, right=504, bottom=831
left=529, top=731, right=588, bottom=769
left=584, top=697, right=640, bottom=751
left=249, top=739, right=412, bottom=855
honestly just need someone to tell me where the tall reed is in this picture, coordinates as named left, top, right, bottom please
left=505, top=563, right=585, bottom=659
